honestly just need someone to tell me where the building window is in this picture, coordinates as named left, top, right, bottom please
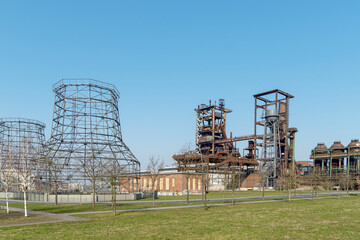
left=160, top=178, right=163, bottom=191
left=166, top=178, right=170, bottom=190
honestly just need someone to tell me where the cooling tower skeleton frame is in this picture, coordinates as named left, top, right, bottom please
left=0, top=118, right=46, bottom=191
left=46, top=79, right=140, bottom=192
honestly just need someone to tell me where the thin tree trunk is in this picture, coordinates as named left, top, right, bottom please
left=231, top=168, right=235, bottom=206
left=111, top=185, right=114, bottom=208
left=262, top=174, right=265, bottom=200
left=204, top=184, right=207, bottom=208
left=288, top=187, right=291, bottom=202
left=312, top=184, right=314, bottom=201
left=24, top=190, right=28, bottom=217
left=153, top=181, right=155, bottom=206
left=113, top=185, right=117, bottom=216
left=92, top=178, right=96, bottom=209
left=202, top=173, right=207, bottom=208
left=153, top=189, right=155, bottom=206
left=186, top=176, right=189, bottom=204
left=55, top=182, right=58, bottom=205
left=294, top=174, right=297, bottom=197
left=5, top=187, right=9, bottom=214
left=223, top=175, right=226, bottom=200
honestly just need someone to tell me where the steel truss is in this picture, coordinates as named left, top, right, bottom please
left=46, top=79, right=140, bottom=193
left=254, top=89, right=297, bottom=187
left=0, top=118, right=46, bottom=191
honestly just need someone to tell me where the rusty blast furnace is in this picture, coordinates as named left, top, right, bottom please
left=173, top=89, right=297, bottom=188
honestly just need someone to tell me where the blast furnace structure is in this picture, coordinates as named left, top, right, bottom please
left=173, top=89, right=297, bottom=188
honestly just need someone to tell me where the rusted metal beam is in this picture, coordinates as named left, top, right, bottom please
left=253, top=89, right=294, bottom=99
left=214, top=135, right=263, bottom=144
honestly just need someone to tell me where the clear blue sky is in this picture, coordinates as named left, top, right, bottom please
left=0, top=1, right=359, bottom=168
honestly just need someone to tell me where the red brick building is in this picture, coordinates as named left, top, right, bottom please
left=140, top=166, right=203, bottom=196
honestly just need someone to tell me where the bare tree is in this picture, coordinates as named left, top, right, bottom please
left=16, top=138, right=37, bottom=217
left=104, top=157, right=130, bottom=216
left=223, top=170, right=229, bottom=200
left=109, top=165, right=122, bottom=216
left=82, top=149, right=104, bottom=209
left=46, top=154, right=62, bottom=205
left=231, top=167, right=236, bottom=206
left=0, top=145, right=16, bottom=214
left=309, top=167, right=321, bottom=200
left=147, top=156, right=164, bottom=206
left=259, top=163, right=267, bottom=200
left=279, top=168, right=296, bottom=202
left=177, top=142, right=195, bottom=203
left=201, top=155, right=209, bottom=208
left=183, top=160, right=191, bottom=204
left=322, top=175, right=333, bottom=192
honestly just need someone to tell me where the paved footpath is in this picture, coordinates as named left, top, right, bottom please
left=0, top=207, right=90, bottom=228
left=0, top=191, right=356, bottom=206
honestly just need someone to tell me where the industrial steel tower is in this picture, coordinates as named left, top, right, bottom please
left=254, top=89, right=297, bottom=187
left=46, top=79, right=140, bottom=193
left=0, top=118, right=46, bottom=191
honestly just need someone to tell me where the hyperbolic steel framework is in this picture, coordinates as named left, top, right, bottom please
left=46, top=79, right=140, bottom=193
left=0, top=118, right=46, bottom=191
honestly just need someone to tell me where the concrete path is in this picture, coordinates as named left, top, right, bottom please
left=0, top=191, right=356, bottom=206
left=0, top=207, right=90, bottom=228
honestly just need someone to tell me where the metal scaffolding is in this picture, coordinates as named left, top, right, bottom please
left=0, top=118, right=46, bottom=191
left=174, top=89, right=297, bottom=189
left=46, top=79, right=140, bottom=193
left=173, top=99, right=258, bottom=185
left=254, top=89, right=297, bottom=187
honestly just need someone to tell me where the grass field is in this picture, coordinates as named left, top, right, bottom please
left=1, top=190, right=345, bottom=214
left=1, top=196, right=360, bottom=239
left=2, top=201, right=208, bottom=214
left=0, top=210, right=55, bottom=226
left=149, top=189, right=338, bottom=201
left=1, top=197, right=292, bottom=214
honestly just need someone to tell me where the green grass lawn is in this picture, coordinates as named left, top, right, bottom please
left=1, top=190, right=352, bottom=214
left=0, top=210, right=55, bottom=226
left=2, top=198, right=288, bottom=214
left=2, top=202, right=204, bottom=214
left=1, top=196, right=360, bottom=239
left=144, top=189, right=344, bottom=201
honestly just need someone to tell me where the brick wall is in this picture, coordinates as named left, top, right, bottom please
left=140, top=173, right=203, bottom=194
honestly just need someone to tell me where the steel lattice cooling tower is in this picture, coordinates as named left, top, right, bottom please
left=46, top=79, right=140, bottom=193
left=0, top=118, right=46, bottom=191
